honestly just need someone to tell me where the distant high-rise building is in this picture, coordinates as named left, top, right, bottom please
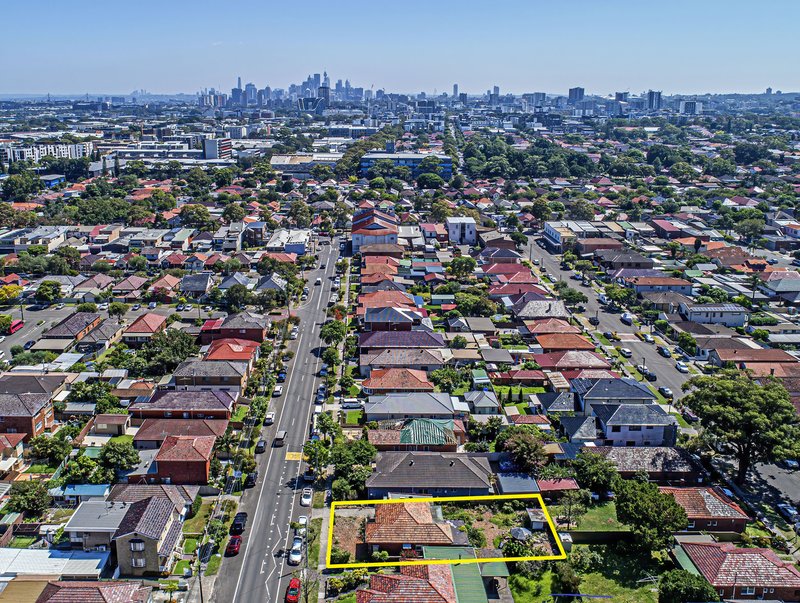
left=679, top=100, right=703, bottom=115
left=245, top=82, right=257, bottom=105
left=532, top=92, right=546, bottom=106
left=568, top=87, right=585, bottom=104
left=493, top=85, right=500, bottom=97
left=453, top=83, right=458, bottom=98
left=766, top=87, right=773, bottom=95
left=323, top=71, right=329, bottom=87
left=318, top=85, right=330, bottom=105
left=237, top=76, right=242, bottom=90
left=459, top=92, right=467, bottom=104
left=615, top=91, right=629, bottom=102
left=647, top=90, right=662, bottom=110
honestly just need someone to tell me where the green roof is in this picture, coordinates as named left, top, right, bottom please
left=400, top=418, right=456, bottom=446
left=422, top=547, right=488, bottom=603
left=671, top=544, right=701, bottom=575
left=683, top=270, right=704, bottom=278
left=479, top=561, right=510, bottom=577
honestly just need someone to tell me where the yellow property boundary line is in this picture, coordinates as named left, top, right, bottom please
left=325, top=493, right=567, bottom=569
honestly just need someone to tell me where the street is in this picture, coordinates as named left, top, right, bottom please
left=524, top=236, right=693, bottom=402
left=214, top=241, right=338, bottom=603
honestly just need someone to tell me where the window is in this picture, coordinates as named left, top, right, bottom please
left=611, top=426, right=621, bottom=433
left=628, top=426, right=641, bottom=432
left=131, top=557, right=146, bottom=568
left=130, top=539, right=145, bottom=552
left=687, top=521, right=695, bottom=528
left=741, top=587, right=755, bottom=595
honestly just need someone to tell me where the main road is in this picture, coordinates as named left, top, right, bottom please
left=214, top=239, right=338, bottom=603
left=524, top=234, right=692, bottom=401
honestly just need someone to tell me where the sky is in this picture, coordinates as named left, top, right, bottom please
left=2, top=0, right=798, bottom=96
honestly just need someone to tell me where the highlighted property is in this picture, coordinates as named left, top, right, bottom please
left=325, top=493, right=566, bottom=569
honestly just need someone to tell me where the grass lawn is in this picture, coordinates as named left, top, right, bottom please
left=336, top=595, right=356, bottom=603
left=504, top=402, right=530, bottom=415
left=494, top=386, right=546, bottom=400
left=183, top=537, right=199, bottom=555
left=204, top=553, right=222, bottom=575
left=231, top=405, right=249, bottom=423
left=8, top=536, right=36, bottom=548
left=312, top=491, right=326, bottom=509
left=109, top=434, right=133, bottom=445
left=308, top=517, right=323, bottom=566
left=344, top=410, right=363, bottom=425
left=347, top=385, right=360, bottom=397
left=25, top=463, right=57, bottom=474
left=569, top=502, right=627, bottom=532
left=183, top=500, right=214, bottom=534
left=173, top=559, right=192, bottom=576
left=595, top=333, right=611, bottom=346
left=671, top=411, right=690, bottom=428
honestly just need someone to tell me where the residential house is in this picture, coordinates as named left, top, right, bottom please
left=367, top=418, right=464, bottom=452
left=364, top=393, right=461, bottom=422
left=179, top=273, right=214, bottom=299
left=107, top=484, right=201, bottom=520
left=199, top=311, right=269, bottom=345
left=593, top=404, right=678, bottom=447
left=112, top=275, right=149, bottom=302
left=148, top=274, right=182, bottom=302
left=595, top=249, right=655, bottom=270
left=122, top=313, right=167, bottom=347
left=356, top=565, right=457, bottom=603
left=678, top=302, right=750, bottom=327
left=64, top=500, right=128, bottom=551
left=660, top=487, right=749, bottom=532
left=35, top=581, right=152, bottom=603
left=171, top=360, right=248, bottom=392
left=445, top=216, right=476, bottom=245
left=624, top=276, right=693, bottom=296
left=571, top=377, right=656, bottom=415
left=0, top=394, right=54, bottom=441
left=708, top=347, right=797, bottom=370
left=364, top=502, right=457, bottom=556
left=128, top=390, right=236, bottom=420
left=594, top=446, right=702, bottom=484
left=366, top=452, right=493, bottom=498
left=359, top=331, right=445, bottom=354
left=155, top=435, right=215, bottom=484
left=362, top=368, right=434, bottom=394
left=114, top=496, right=182, bottom=576
left=464, top=390, right=501, bottom=415
left=75, top=319, right=124, bottom=355
left=0, top=433, right=25, bottom=476
left=133, top=418, right=227, bottom=450
left=351, top=209, right=399, bottom=254
left=205, top=338, right=260, bottom=369
left=359, top=348, right=446, bottom=378
left=42, top=312, right=103, bottom=343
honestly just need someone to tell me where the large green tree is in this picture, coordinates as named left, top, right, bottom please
left=658, top=570, right=718, bottom=603
left=615, top=479, right=687, bottom=552
left=7, top=481, right=52, bottom=516
left=682, top=371, right=800, bottom=484
left=573, top=450, right=619, bottom=495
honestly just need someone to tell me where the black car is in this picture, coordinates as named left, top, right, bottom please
left=657, top=346, right=671, bottom=358
left=255, top=440, right=267, bottom=454
left=23, top=340, right=35, bottom=350
left=589, top=316, right=600, bottom=326
left=231, top=512, right=248, bottom=534
left=643, top=370, right=658, bottom=382
left=244, top=471, right=258, bottom=488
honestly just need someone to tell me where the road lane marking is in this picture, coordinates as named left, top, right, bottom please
left=285, top=451, right=302, bottom=461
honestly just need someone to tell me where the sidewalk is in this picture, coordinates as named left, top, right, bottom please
left=313, top=501, right=331, bottom=602
left=185, top=571, right=217, bottom=603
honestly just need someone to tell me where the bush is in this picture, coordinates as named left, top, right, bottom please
left=330, top=546, right=350, bottom=564
left=188, top=495, right=202, bottom=519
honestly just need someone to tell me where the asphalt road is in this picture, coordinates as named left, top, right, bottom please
left=214, top=241, right=337, bottom=603
left=524, top=236, right=693, bottom=401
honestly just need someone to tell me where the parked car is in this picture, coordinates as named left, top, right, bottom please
left=643, top=333, right=655, bottom=344
left=617, top=347, right=633, bottom=358
left=176, top=304, right=185, bottom=311
left=620, top=313, right=634, bottom=326
left=636, top=364, right=648, bottom=374
left=255, top=440, right=267, bottom=454
left=658, top=386, right=673, bottom=398
left=675, top=361, right=689, bottom=373
left=300, top=488, right=313, bottom=507
left=778, top=503, right=798, bottom=520
left=643, top=370, right=657, bottom=382
left=231, top=512, right=248, bottom=534
left=277, top=371, right=287, bottom=383
left=55, top=303, right=65, bottom=310
left=303, top=467, right=315, bottom=482
left=273, top=386, right=284, bottom=397
left=288, top=536, right=303, bottom=565
left=225, top=535, right=242, bottom=556
left=657, top=346, right=671, bottom=358
left=295, top=515, right=308, bottom=538
left=185, top=304, right=193, bottom=310
left=264, top=412, right=275, bottom=425
left=148, top=301, right=157, bottom=309
left=588, top=316, right=600, bottom=326
left=682, top=408, right=699, bottom=423
left=244, top=471, right=258, bottom=488
left=23, top=340, right=35, bottom=350
left=782, top=459, right=800, bottom=470
left=285, top=577, right=301, bottom=603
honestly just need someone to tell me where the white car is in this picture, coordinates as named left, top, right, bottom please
left=643, top=333, right=655, bottom=344
left=264, top=412, right=275, bottom=425
left=636, top=364, right=648, bottom=374
left=289, top=330, right=298, bottom=340
left=273, top=386, right=284, bottom=397
left=288, top=536, right=303, bottom=565
left=0, top=336, right=6, bottom=344
left=55, top=303, right=65, bottom=310
left=295, top=515, right=308, bottom=538
left=300, top=488, right=313, bottom=507
left=98, top=303, right=109, bottom=310
left=675, top=361, right=689, bottom=373
left=618, top=348, right=633, bottom=358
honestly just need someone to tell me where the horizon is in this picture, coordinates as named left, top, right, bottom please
left=2, top=0, right=798, bottom=96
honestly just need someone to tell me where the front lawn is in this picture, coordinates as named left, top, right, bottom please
left=25, top=464, right=57, bottom=474
left=308, top=517, right=323, bottom=567
left=173, top=559, right=191, bottom=576
left=312, top=491, right=326, bottom=509
left=344, top=410, right=363, bottom=425
left=204, top=553, right=222, bottom=575
left=231, top=405, right=249, bottom=423
left=494, top=385, right=546, bottom=399
left=183, top=500, right=214, bottom=534
left=183, top=537, right=199, bottom=555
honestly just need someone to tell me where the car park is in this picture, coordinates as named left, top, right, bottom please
left=225, top=535, right=242, bottom=556
left=300, top=488, right=313, bottom=506
left=264, top=412, right=275, bottom=425
left=231, top=512, right=248, bottom=534
left=273, top=386, right=284, bottom=397
left=675, top=361, right=689, bottom=373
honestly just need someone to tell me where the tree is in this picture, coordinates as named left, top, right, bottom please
left=450, top=335, right=468, bottom=349
left=322, top=346, right=340, bottom=367
left=568, top=198, right=595, bottom=221
left=303, top=439, right=330, bottom=477
left=35, top=280, right=62, bottom=304
left=658, top=569, right=719, bottom=603
left=0, top=315, right=11, bottom=334
left=430, top=201, right=452, bottom=222
left=502, top=430, right=547, bottom=473
left=416, top=173, right=445, bottom=189
left=179, top=204, right=214, bottom=230
left=615, top=479, right=687, bottom=552
left=29, top=434, right=72, bottom=465
left=682, top=371, right=800, bottom=484
left=531, top=198, right=551, bottom=221
left=288, top=200, right=312, bottom=228
left=603, top=283, right=635, bottom=307
left=224, top=284, right=252, bottom=312
left=76, top=302, right=98, bottom=313
left=573, top=450, right=619, bottom=495
left=140, top=330, right=199, bottom=374
left=550, top=562, right=582, bottom=602
left=448, top=256, right=477, bottom=278
left=223, top=203, right=247, bottom=223
left=558, top=489, right=590, bottom=529
left=0, top=284, right=22, bottom=304
left=99, top=439, right=140, bottom=471
left=67, top=381, right=121, bottom=414
left=676, top=332, right=697, bottom=356
left=108, top=302, right=129, bottom=318
left=1, top=170, right=42, bottom=201
left=320, top=321, right=346, bottom=345
left=128, top=255, right=148, bottom=272
left=559, top=287, right=588, bottom=306
left=734, top=218, right=765, bottom=245
left=7, top=481, right=52, bottom=516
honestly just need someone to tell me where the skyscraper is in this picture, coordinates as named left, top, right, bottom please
left=318, top=85, right=330, bottom=106
left=647, top=90, right=662, bottom=110
left=453, top=83, right=458, bottom=98
left=245, top=82, right=257, bottom=105
left=568, top=87, right=585, bottom=104
left=493, top=85, right=500, bottom=97
left=615, top=91, right=629, bottom=102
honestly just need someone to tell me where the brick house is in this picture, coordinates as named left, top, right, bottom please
left=128, top=390, right=236, bottom=420
left=364, top=502, right=458, bottom=556
left=362, top=368, right=434, bottom=395
left=199, top=311, right=269, bottom=345
left=114, top=496, right=182, bottom=576
left=660, top=487, right=749, bottom=533
left=133, top=418, right=227, bottom=450
left=155, top=435, right=215, bottom=485
left=122, top=312, right=167, bottom=346
left=42, top=312, right=103, bottom=342
left=171, top=360, right=248, bottom=392
left=357, top=565, right=456, bottom=603
left=0, top=393, right=54, bottom=441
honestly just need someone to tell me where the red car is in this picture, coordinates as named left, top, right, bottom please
left=285, top=577, right=301, bottom=603
left=225, top=535, right=242, bottom=556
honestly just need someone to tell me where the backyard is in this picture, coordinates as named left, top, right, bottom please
left=550, top=501, right=628, bottom=533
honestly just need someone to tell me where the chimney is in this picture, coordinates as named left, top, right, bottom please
left=409, top=460, right=414, bottom=466
left=450, top=461, right=455, bottom=466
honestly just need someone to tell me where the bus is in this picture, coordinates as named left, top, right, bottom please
left=9, top=320, right=23, bottom=334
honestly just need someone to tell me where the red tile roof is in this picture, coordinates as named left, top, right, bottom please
left=155, top=435, right=215, bottom=462
left=125, top=312, right=167, bottom=335
left=683, top=542, right=800, bottom=589
left=365, top=502, right=453, bottom=546
left=205, top=338, right=260, bottom=361
left=535, top=333, right=596, bottom=351
left=659, top=487, right=749, bottom=521
left=357, top=565, right=456, bottom=603
left=363, top=368, right=434, bottom=392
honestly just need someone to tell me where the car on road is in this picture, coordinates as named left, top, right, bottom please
left=295, top=515, right=308, bottom=537
left=315, top=277, right=322, bottom=285
left=288, top=536, right=303, bottom=565
left=273, top=386, right=284, bottom=397
left=768, top=258, right=779, bottom=265
left=55, top=303, right=65, bottom=310
left=657, top=345, right=672, bottom=358
left=23, top=340, right=35, bottom=350
left=244, top=470, right=258, bottom=488
left=643, top=370, right=658, bottom=382
left=285, top=577, right=302, bottom=602
left=300, top=488, right=313, bottom=507
left=231, top=512, right=248, bottom=534
left=778, top=503, right=798, bottom=520
left=148, top=301, right=157, bottom=309
left=658, top=386, right=673, bottom=398
left=98, top=302, right=109, bottom=310
left=255, top=439, right=267, bottom=453
left=264, top=412, right=275, bottom=425
left=620, top=313, right=634, bottom=326
left=643, top=333, right=655, bottom=343
left=131, top=303, right=141, bottom=310
left=225, top=535, right=242, bottom=556
left=781, top=459, right=800, bottom=470
left=675, top=361, right=689, bottom=373
left=277, top=371, right=286, bottom=382
left=682, top=408, right=699, bottom=423
left=588, top=316, right=600, bottom=326
left=176, top=304, right=185, bottom=311
left=617, top=347, right=632, bottom=358
left=303, top=467, right=315, bottom=482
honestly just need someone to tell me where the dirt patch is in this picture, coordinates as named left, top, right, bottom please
left=331, top=515, right=364, bottom=560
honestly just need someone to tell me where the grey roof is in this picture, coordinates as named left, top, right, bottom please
left=0, top=393, right=51, bottom=417
left=114, top=496, right=174, bottom=540
left=361, top=348, right=445, bottom=368
left=594, top=404, right=676, bottom=426
left=366, top=452, right=493, bottom=490
left=65, top=500, right=128, bottom=532
left=365, top=392, right=455, bottom=417
left=683, top=303, right=749, bottom=313
left=132, top=390, right=236, bottom=412
left=219, top=272, right=256, bottom=289
left=536, top=392, right=577, bottom=413
left=0, top=373, right=67, bottom=395
left=512, top=299, right=570, bottom=320
left=81, top=319, right=124, bottom=344
left=480, top=348, right=514, bottom=363
left=560, top=415, right=597, bottom=441
left=221, top=311, right=268, bottom=330
left=496, top=472, right=540, bottom=494
left=464, top=390, right=499, bottom=409
left=359, top=330, right=444, bottom=349
left=180, top=273, right=214, bottom=292
left=173, top=359, right=248, bottom=378
left=107, top=484, right=200, bottom=512
left=572, top=377, right=655, bottom=401
left=595, top=446, right=699, bottom=474
left=45, top=312, right=101, bottom=338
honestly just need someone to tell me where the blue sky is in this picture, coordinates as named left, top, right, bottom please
left=2, top=0, right=797, bottom=95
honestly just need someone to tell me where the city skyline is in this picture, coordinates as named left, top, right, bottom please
left=1, top=0, right=798, bottom=96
